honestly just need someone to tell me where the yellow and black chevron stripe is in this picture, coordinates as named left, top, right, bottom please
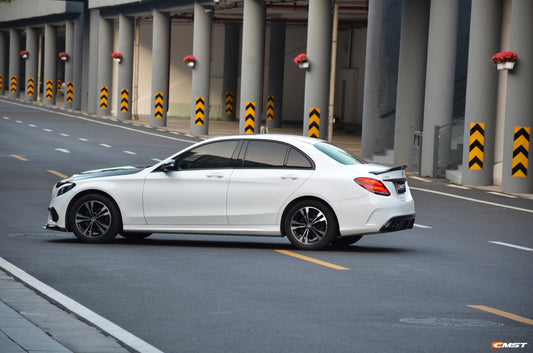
left=27, top=77, right=35, bottom=97
left=267, top=96, right=274, bottom=121
left=225, top=91, right=234, bottom=115
left=154, top=92, right=164, bottom=119
left=66, top=82, right=73, bottom=103
left=100, top=86, right=108, bottom=109
left=512, top=126, right=530, bottom=178
left=11, top=75, right=17, bottom=93
left=245, top=102, right=255, bottom=134
left=120, top=89, right=129, bottom=113
left=195, top=97, right=205, bottom=126
left=309, top=108, right=320, bottom=138
left=468, top=122, right=484, bottom=170
left=46, top=80, right=53, bottom=100
left=0, top=74, right=3, bottom=91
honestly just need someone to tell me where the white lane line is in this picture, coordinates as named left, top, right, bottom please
left=414, top=224, right=432, bottom=229
left=78, top=138, right=89, bottom=142
left=446, top=184, right=470, bottom=190
left=3, top=100, right=197, bottom=144
left=408, top=176, right=431, bottom=182
left=43, top=128, right=53, bottom=132
left=487, top=191, right=518, bottom=199
left=60, top=133, right=70, bottom=137
left=124, top=150, right=137, bottom=155
left=410, top=187, right=533, bottom=214
left=54, top=148, right=71, bottom=154
left=0, top=256, right=164, bottom=353
left=151, top=158, right=162, bottom=162
left=2, top=116, right=10, bottom=120
left=489, top=241, right=533, bottom=252
left=15, top=120, right=23, bottom=124
left=99, top=143, right=112, bottom=148
left=28, top=124, right=37, bottom=128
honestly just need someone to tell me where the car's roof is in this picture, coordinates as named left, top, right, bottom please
left=202, top=134, right=323, bottom=146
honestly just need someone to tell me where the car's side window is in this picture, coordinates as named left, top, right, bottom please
left=286, top=147, right=313, bottom=169
left=176, top=140, right=239, bottom=170
left=243, top=141, right=288, bottom=168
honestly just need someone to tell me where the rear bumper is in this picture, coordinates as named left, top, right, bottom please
left=379, top=214, right=415, bottom=232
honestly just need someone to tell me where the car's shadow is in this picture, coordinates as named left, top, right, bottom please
left=49, top=235, right=414, bottom=254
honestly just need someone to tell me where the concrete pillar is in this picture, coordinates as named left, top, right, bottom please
left=150, top=10, right=170, bottom=127
left=8, top=28, right=21, bottom=99
left=221, top=23, right=239, bottom=122
left=266, top=23, right=285, bottom=129
left=461, top=0, right=502, bottom=186
left=0, top=32, right=6, bottom=95
left=190, top=2, right=212, bottom=135
left=502, top=0, right=533, bottom=193
left=87, top=9, right=100, bottom=114
left=72, top=13, right=84, bottom=111
left=420, top=0, right=460, bottom=177
left=43, top=24, right=57, bottom=105
left=239, top=0, right=265, bottom=134
left=25, top=26, right=39, bottom=102
left=117, top=14, right=134, bottom=120
left=303, top=0, right=331, bottom=139
left=64, top=21, right=74, bottom=109
left=393, top=0, right=429, bottom=171
left=97, top=17, right=113, bottom=116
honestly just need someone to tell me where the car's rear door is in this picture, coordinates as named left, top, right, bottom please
left=227, top=140, right=314, bottom=225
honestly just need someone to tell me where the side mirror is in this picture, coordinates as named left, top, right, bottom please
left=161, top=159, right=177, bottom=172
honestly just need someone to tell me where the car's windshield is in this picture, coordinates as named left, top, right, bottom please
left=314, top=141, right=366, bottom=165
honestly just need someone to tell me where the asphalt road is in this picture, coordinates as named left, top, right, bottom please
left=1, top=98, right=532, bottom=353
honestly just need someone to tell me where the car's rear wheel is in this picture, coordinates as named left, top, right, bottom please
left=69, top=194, right=120, bottom=243
left=283, top=200, right=338, bottom=250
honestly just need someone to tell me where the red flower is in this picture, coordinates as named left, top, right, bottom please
left=111, top=52, right=123, bottom=59
left=293, top=53, right=308, bottom=65
left=58, top=52, right=69, bottom=58
left=491, top=51, right=518, bottom=65
left=183, top=55, right=196, bottom=63
left=19, top=50, right=29, bottom=56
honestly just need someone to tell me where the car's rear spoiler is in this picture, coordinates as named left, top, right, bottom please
left=369, top=165, right=407, bottom=175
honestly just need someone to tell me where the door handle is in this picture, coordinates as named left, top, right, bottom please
left=281, top=175, right=298, bottom=180
left=206, top=174, right=224, bottom=179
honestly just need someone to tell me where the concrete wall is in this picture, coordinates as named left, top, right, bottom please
left=0, top=0, right=82, bottom=22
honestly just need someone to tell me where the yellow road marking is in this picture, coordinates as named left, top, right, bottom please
left=468, top=305, right=533, bottom=326
left=47, top=170, right=68, bottom=179
left=275, top=250, right=350, bottom=270
left=10, top=154, right=28, bottom=161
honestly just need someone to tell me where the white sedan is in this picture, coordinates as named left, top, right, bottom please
left=45, top=134, right=415, bottom=250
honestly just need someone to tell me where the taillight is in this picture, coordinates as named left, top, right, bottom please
left=354, top=177, right=390, bottom=196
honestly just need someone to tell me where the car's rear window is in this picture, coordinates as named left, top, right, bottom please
left=314, top=142, right=366, bottom=165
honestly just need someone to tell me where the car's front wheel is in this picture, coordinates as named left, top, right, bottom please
left=283, top=200, right=338, bottom=250
left=69, top=194, right=121, bottom=243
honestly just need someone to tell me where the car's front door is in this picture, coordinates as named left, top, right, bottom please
left=142, top=140, right=240, bottom=225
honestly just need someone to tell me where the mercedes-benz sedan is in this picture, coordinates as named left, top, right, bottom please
left=45, top=134, right=415, bottom=250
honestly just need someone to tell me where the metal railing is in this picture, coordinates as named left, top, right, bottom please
left=433, top=118, right=464, bottom=177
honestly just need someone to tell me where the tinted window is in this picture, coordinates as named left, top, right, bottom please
left=286, top=147, right=313, bottom=169
left=176, top=140, right=238, bottom=170
left=243, top=141, right=288, bottom=168
left=314, top=141, right=366, bottom=165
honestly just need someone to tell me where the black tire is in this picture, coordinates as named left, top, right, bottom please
left=69, top=194, right=121, bottom=243
left=120, top=232, right=152, bottom=240
left=331, top=235, right=363, bottom=248
left=283, top=199, right=338, bottom=250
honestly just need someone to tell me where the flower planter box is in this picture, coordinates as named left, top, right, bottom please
left=298, top=62, right=309, bottom=69
left=113, top=57, right=122, bottom=63
left=497, top=62, right=515, bottom=71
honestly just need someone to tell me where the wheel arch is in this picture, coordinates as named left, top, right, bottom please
left=65, top=190, right=123, bottom=232
left=280, top=196, right=340, bottom=238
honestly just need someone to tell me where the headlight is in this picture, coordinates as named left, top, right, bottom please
left=56, top=182, right=76, bottom=197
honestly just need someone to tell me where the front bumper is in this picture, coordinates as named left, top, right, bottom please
left=45, top=207, right=67, bottom=232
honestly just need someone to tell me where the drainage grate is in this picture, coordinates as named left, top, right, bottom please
left=400, top=317, right=504, bottom=327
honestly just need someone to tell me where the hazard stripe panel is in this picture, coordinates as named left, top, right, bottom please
left=267, top=96, right=274, bottom=121
left=27, top=77, right=35, bottom=97
left=66, top=82, right=74, bottom=103
left=11, top=75, right=17, bottom=93
left=154, top=92, right=164, bottom=119
left=225, top=91, right=234, bottom=115
left=469, top=122, right=484, bottom=170
left=512, top=126, right=530, bottom=178
left=195, top=97, right=205, bottom=126
left=245, top=102, right=255, bottom=134
left=100, top=86, right=108, bottom=109
left=309, top=108, right=320, bottom=138
left=120, top=89, right=129, bottom=113
left=46, top=80, right=53, bottom=100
